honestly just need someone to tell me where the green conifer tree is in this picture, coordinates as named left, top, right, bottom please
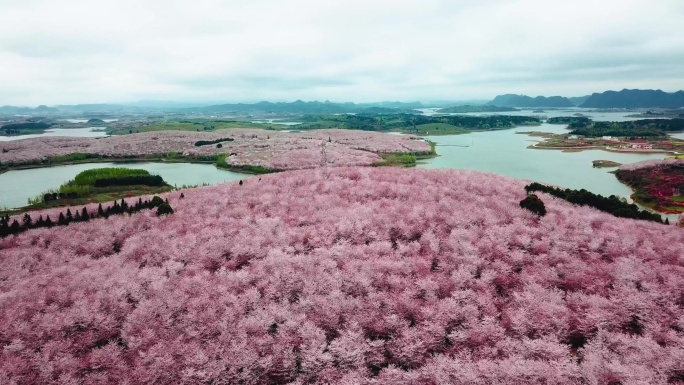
left=23, top=213, right=32, bottom=228
left=9, top=219, right=21, bottom=235
left=151, top=196, right=164, bottom=208
left=519, top=194, right=547, bottom=217
left=58, top=212, right=67, bottom=226
left=156, top=202, right=174, bottom=216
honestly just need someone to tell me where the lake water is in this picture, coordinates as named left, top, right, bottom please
left=416, top=107, right=662, bottom=122
left=65, top=119, right=118, bottom=123
left=417, top=124, right=683, bottom=222
left=419, top=124, right=666, bottom=199
left=1, top=112, right=680, bottom=220
left=0, top=127, right=109, bottom=142
left=0, top=162, right=248, bottom=209
left=251, top=119, right=302, bottom=126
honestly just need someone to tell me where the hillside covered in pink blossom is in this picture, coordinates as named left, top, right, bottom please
left=1, top=167, right=684, bottom=384
left=0, top=129, right=430, bottom=170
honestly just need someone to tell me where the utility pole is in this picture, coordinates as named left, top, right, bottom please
left=321, top=140, right=328, bottom=178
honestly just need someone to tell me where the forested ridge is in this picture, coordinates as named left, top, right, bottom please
left=569, top=118, right=684, bottom=138
left=0, top=196, right=173, bottom=238
left=524, top=182, right=663, bottom=223
left=296, top=113, right=540, bottom=131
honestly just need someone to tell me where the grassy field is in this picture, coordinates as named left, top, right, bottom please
left=295, top=121, right=342, bottom=129
left=375, top=153, right=418, bottom=167
left=411, top=123, right=470, bottom=135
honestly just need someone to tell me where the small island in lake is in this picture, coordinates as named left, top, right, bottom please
left=1, top=122, right=52, bottom=136
left=87, top=118, right=107, bottom=125
left=522, top=118, right=684, bottom=154
left=547, top=116, right=592, bottom=125
left=592, top=160, right=622, bottom=168
left=25, top=167, right=174, bottom=211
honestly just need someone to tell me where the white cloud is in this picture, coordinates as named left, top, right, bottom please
left=0, top=0, right=682, bottom=105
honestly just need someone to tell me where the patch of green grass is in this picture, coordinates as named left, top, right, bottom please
left=216, top=154, right=278, bottom=174
left=411, top=123, right=470, bottom=135
left=294, top=121, right=341, bottom=130
left=49, top=153, right=103, bottom=163
left=376, top=153, right=418, bottom=167
left=108, top=122, right=200, bottom=135
left=231, top=165, right=279, bottom=174
left=426, top=140, right=437, bottom=156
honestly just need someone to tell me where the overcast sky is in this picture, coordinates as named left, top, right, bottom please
left=1, top=0, right=683, bottom=105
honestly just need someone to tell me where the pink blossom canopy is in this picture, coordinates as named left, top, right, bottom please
left=1, top=167, right=683, bottom=384
left=0, top=129, right=430, bottom=170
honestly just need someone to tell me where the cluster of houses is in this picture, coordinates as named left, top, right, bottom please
left=623, top=142, right=654, bottom=150
left=597, top=136, right=654, bottom=149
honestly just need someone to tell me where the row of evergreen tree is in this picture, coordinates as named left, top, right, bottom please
left=44, top=192, right=79, bottom=202
left=0, top=196, right=174, bottom=238
left=194, top=137, right=235, bottom=147
left=524, top=182, right=665, bottom=224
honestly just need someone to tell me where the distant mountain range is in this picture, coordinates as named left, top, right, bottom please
left=486, top=90, right=684, bottom=108
left=568, top=96, right=590, bottom=106
left=0, top=100, right=426, bottom=116
left=195, top=100, right=424, bottom=114
left=0, top=105, right=61, bottom=115
left=579, top=89, right=684, bottom=108
left=486, top=94, right=576, bottom=108
left=3, top=89, right=684, bottom=117
left=437, top=105, right=518, bottom=113
left=0, top=104, right=136, bottom=116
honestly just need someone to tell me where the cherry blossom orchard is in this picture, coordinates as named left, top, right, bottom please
left=0, top=129, right=430, bottom=170
left=1, top=167, right=683, bottom=384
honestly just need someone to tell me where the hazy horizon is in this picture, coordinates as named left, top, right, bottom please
left=1, top=0, right=683, bottom=105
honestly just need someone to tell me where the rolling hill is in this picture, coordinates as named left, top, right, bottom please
left=1, top=167, right=682, bottom=384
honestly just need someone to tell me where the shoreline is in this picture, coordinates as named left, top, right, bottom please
left=629, top=193, right=684, bottom=215
left=528, top=144, right=676, bottom=155
left=0, top=157, right=224, bottom=175
left=0, top=146, right=439, bottom=176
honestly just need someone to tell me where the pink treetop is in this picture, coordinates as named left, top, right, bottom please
left=618, top=158, right=684, bottom=171
left=0, top=128, right=430, bottom=171
left=0, top=167, right=683, bottom=384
